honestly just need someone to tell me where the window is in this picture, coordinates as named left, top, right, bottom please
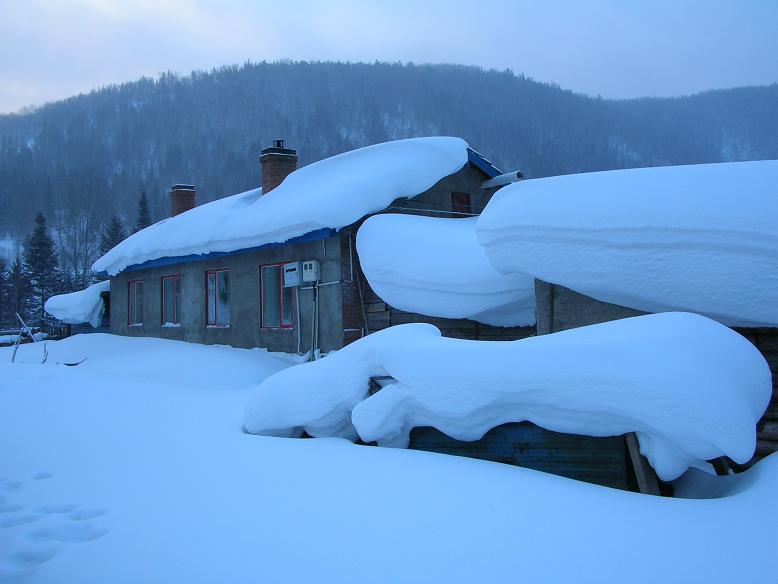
left=128, top=280, right=143, bottom=326
left=260, top=263, right=295, bottom=329
left=451, top=192, right=472, bottom=216
left=161, top=275, right=181, bottom=326
left=206, top=270, right=230, bottom=327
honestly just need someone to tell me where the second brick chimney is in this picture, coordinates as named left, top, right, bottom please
left=260, top=139, right=298, bottom=195
left=170, top=184, right=196, bottom=217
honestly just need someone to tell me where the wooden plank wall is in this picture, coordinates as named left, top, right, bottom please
left=409, top=423, right=630, bottom=490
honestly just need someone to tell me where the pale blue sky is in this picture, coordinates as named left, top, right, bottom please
left=1, top=0, right=776, bottom=113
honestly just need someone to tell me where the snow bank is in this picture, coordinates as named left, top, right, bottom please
left=246, top=313, right=770, bottom=481
left=93, top=137, right=470, bottom=275
left=357, top=215, right=535, bottom=326
left=2, top=333, right=777, bottom=583
left=44, top=280, right=110, bottom=327
left=477, top=160, right=778, bottom=327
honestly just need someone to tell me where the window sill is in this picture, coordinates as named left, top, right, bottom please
left=162, top=323, right=181, bottom=328
left=128, top=323, right=143, bottom=327
left=206, top=324, right=230, bottom=329
left=261, top=327, right=295, bottom=331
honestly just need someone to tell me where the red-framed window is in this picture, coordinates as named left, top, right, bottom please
left=260, top=263, right=295, bottom=329
left=206, top=269, right=230, bottom=327
left=128, top=280, right=143, bottom=326
left=161, top=274, right=181, bottom=325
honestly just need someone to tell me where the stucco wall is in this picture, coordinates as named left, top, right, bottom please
left=534, top=279, right=646, bottom=334
left=390, top=163, right=499, bottom=217
left=110, top=234, right=343, bottom=353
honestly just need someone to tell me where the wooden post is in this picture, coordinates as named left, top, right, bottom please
left=625, top=432, right=662, bottom=495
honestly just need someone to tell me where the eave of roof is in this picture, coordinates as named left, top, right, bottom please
left=467, top=147, right=501, bottom=178
left=121, top=227, right=336, bottom=273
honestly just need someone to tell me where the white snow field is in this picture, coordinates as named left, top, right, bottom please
left=93, top=137, right=470, bottom=276
left=476, top=160, right=778, bottom=327
left=357, top=214, right=536, bottom=326
left=245, top=314, right=771, bottom=481
left=44, top=281, right=109, bottom=327
left=2, top=334, right=777, bottom=583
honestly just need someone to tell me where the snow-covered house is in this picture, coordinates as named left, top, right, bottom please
left=92, top=137, right=533, bottom=354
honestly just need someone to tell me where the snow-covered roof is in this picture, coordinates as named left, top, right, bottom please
left=477, top=160, right=778, bottom=327
left=94, top=137, right=496, bottom=276
left=357, top=214, right=535, bottom=327
left=44, top=280, right=110, bottom=327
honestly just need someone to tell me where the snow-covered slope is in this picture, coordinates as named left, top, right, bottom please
left=93, top=137, right=470, bottom=276
left=2, top=334, right=777, bottom=583
left=44, top=281, right=110, bottom=327
left=357, top=215, right=535, bottom=326
left=477, top=160, right=778, bottom=327
left=245, top=313, right=770, bottom=481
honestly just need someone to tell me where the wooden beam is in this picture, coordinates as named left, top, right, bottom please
left=625, top=432, right=662, bottom=495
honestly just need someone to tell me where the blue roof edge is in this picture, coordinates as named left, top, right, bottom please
left=467, top=147, right=501, bottom=178
left=121, top=227, right=336, bottom=273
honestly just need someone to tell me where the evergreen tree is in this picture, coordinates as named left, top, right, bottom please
left=7, top=257, right=31, bottom=323
left=133, top=191, right=151, bottom=233
left=23, top=213, right=61, bottom=324
left=0, top=257, right=9, bottom=326
left=100, top=214, right=127, bottom=255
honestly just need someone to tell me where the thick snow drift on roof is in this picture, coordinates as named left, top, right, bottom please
left=476, top=160, right=778, bottom=327
left=357, top=215, right=535, bottom=326
left=44, top=280, right=109, bottom=327
left=245, top=313, right=770, bottom=481
left=243, top=325, right=417, bottom=440
left=93, top=137, right=470, bottom=275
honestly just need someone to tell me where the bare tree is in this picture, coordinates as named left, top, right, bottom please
left=54, top=177, right=102, bottom=291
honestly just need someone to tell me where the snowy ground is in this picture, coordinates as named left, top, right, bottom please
left=1, top=334, right=776, bottom=583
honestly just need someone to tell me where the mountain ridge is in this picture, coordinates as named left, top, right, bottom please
left=1, top=60, right=776, bottom=239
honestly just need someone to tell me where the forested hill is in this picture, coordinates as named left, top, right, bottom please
left=1, top=61, right=777, bottom=238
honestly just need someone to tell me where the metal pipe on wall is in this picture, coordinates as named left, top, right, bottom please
left=295, top=286, right=301, bottom=355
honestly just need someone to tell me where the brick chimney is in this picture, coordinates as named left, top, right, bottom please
left=170, top=184, right=196, bottom=217
left=260, top=139, right=298, bottom=195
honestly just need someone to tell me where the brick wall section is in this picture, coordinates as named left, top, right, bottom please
left=340, top=229, right=364, bottom=346
left=260, top=154, right=298, bottom=194
left=170, top=189, right=195, bottom=216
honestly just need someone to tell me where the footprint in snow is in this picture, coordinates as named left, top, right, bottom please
left=0, top=543, right=57, bottom=573
left=27, top=521, right=108, bottom=544
left=0, top=513, right=39, bottom=528
left=34, top=504, right=77, bottom=515
left=0, top=502, right=23, bottom=514
left=0, top=494, right=23, bottom=514
left=68, top=508, right=107, bottom=521
left=0, top=480, right=24, bottom=494
left=0, top=479, right=109, bottom=580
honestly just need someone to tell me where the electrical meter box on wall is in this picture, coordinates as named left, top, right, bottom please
left=282, top=262, right=300, bottom=287
left=302, top=260, right=320, bottom=283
